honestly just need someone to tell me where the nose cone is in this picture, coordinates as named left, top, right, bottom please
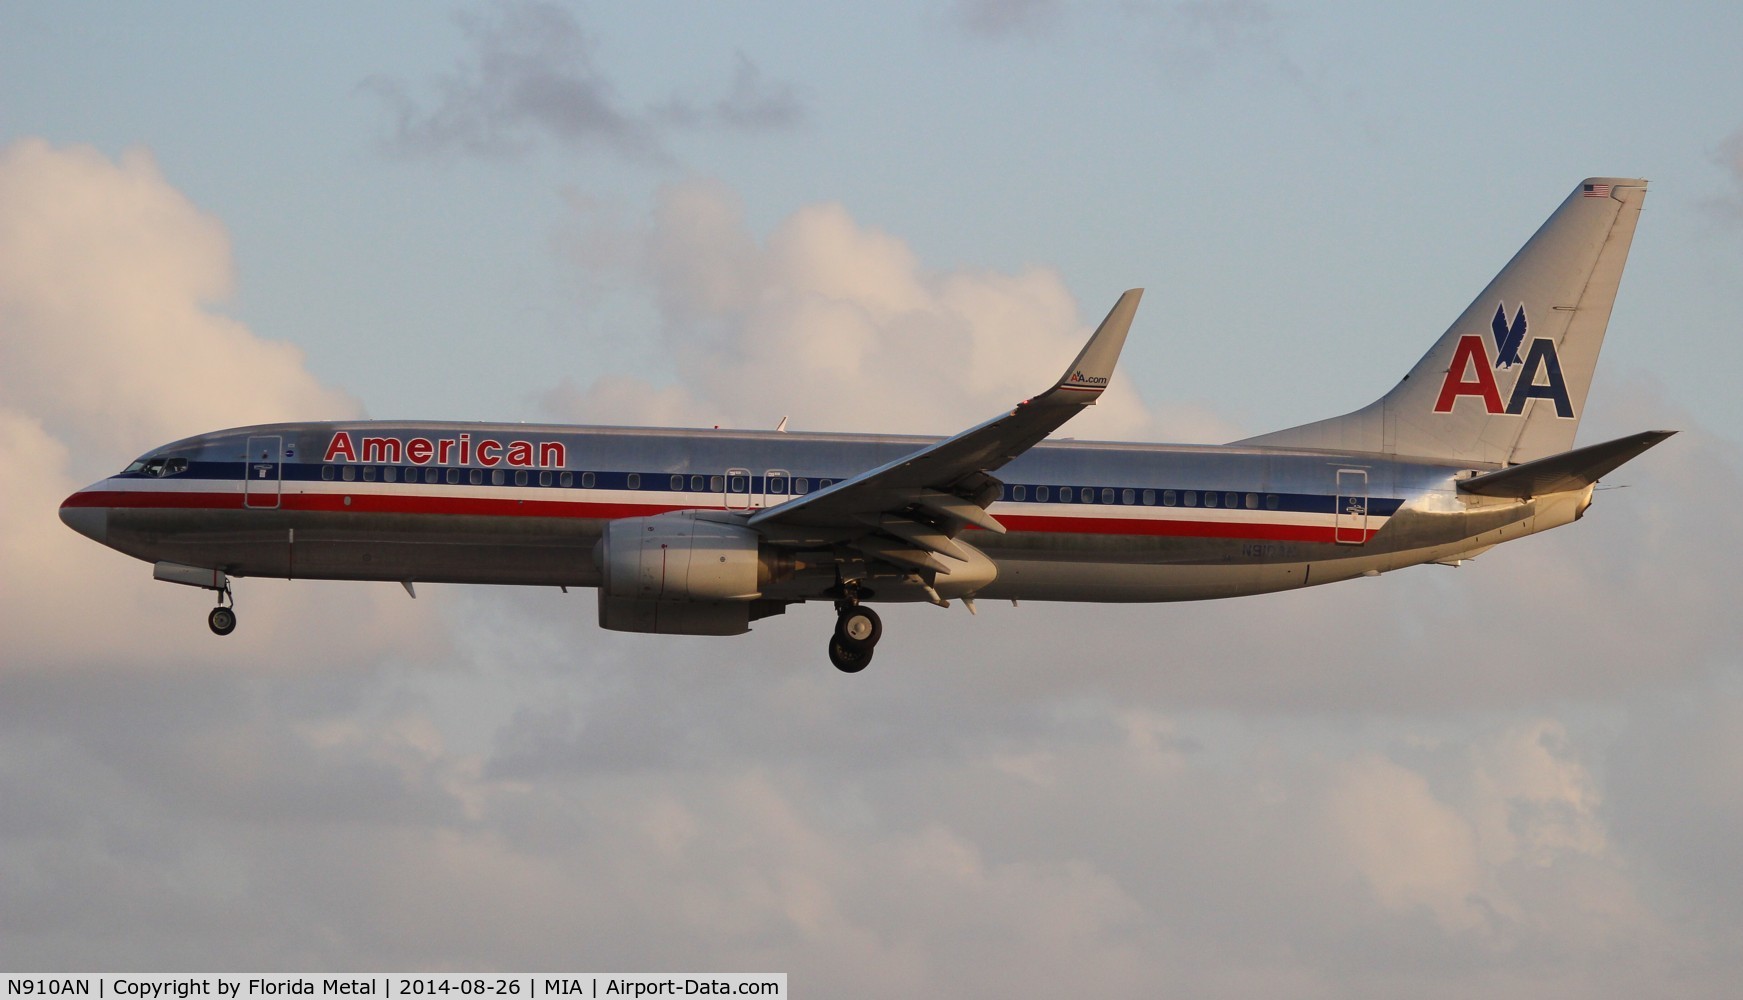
left=59, top=493, right=109, bottom=545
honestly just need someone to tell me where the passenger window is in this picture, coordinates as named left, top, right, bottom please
left=1163, top=490, right=1175, bottom=506
left=384, top=467, right=397, bottom=483
left=1082, top=487, right=1094, bottom=503
left=469, top=469, right=483, bottom=485
left=425, top=468, right=438, bottom=484
left=1060, top=487, right=1073, bottom=503
left=1013, top=485, right=1027, bottom=501
left=729, top=475, right=744, bottom=492
left=1226, top=492, right=1239, bottom=508
left=1036, top=485, right=1050, bottom=502
left=671, top=475, right=684, bottom=491
left=768, top=476, right=786, bottom=494
left=1265, top=493, right=1279, bottom=510
left=561, top=472, right=573, bottom=487
left=493, top=469, right=506, bottom=486
left=515, top=470, right=528, bottom=486
left=711, top=475, right=725, bottom=492
left=322, top=466, right=334, bottom=481
left=691, top=475, right=705, bottom=491
left=445, top=468, right=460, bottom=484
left=342, top=466, right=356, bottom=482
left=794, top=478, right=808, bottom=495
left=582, top=472, right=596, bottom=488
left=1246, top=492, right=1258, bottom=509
left=363, top=466, right=377, bottom=482
left=1183, top=490, right=1197, bottom=507
left=1121, top=489, right=1133, bottom=505
left=1203, top=491, right=1217, bottom=508
left=628, top=473, right=641, bottom=489
left=1142, top=489, right=1154, bottom=505
left=821, top=480, right=833, bottom=488
left=540, top=471, right=553, bottom=486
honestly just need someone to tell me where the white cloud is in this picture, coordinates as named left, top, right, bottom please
left=0, top=138, right=431, bottom=678
left=546, top=178, right=1229, bottom=443
left=0, top=139, right=355, bottom=472
left=1323, top=753, right=1494, bottom=933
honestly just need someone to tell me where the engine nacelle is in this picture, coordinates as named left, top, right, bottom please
left=595, top=512, right=765, bottom=635
left=597, top=594, right=754, bottom=636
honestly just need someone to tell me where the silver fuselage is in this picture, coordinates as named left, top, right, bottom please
left=60, top=421, right=1588, bottom=605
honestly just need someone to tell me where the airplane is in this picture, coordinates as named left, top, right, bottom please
left=60, top=178, right=1672, bottom=672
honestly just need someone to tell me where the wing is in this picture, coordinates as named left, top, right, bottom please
left=747, top=289, right=1143, bottom=576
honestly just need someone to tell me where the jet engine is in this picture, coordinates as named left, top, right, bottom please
left=595, top=511, right=769, bottom=635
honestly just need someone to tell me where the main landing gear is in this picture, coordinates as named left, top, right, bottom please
left=828, top=602, right=882, bottom=673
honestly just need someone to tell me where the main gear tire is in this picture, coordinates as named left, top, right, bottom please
left=828, top=635, right=872, bottom=673
left=836, top=606, right=882, bottom=647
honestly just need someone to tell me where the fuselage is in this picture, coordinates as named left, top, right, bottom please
left=59, top=420, right=1586, bottom=605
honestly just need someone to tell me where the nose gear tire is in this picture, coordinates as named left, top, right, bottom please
left=208, top=606, right=237, bottom=636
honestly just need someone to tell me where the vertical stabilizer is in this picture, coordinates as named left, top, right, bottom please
left=1238, top=178, right=1647, bottom=465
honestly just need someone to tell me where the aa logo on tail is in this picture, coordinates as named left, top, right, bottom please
left=1433, top=303, right=1574, bottom=418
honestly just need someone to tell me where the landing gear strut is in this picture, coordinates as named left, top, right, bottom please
left=828, top=602, right=882, bottom=673
left=207, top=581, right=236, bottom=636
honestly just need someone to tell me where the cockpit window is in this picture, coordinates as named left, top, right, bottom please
left=125, top=456, right=189, bottom=477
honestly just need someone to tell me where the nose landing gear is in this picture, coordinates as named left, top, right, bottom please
left=828, top=603, right=882, bottom=673
left=207, top=581, right=236, bottom=636
left=152, top=562, right=238, bottom=636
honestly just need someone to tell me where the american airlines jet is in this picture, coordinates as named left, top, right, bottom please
left=61, top=178, right=1670, bottom=671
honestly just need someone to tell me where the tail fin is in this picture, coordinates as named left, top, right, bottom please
left=1238, top=178, right=1647, bottom=465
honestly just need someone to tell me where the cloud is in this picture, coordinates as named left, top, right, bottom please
left=950, top=0, right=1066, bottom=40
left=0, top=138, right=431, bottom=678
left=7, top=650, right=1704, bottom=997
left=1136, top=0, right=1299, bottom=88
left=545, top=178, right=1234, bottom=442
left=0, top=139, right=355, bottom=469
left=1705, top=127, right=1743, bottom=226
left=654, top=53, right=805, bottom=132
left=364, top=2, right=803, bottom=161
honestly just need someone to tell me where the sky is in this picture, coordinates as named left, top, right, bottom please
left=2, top=0, right=1741, bottom=993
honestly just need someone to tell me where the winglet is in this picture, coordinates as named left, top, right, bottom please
left=1047, top=288, right=1143, bottom=398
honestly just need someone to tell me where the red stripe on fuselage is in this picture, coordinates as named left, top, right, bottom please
left=62, top=489, right=1378, bottom=543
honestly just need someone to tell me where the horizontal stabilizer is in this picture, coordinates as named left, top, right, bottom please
left=1458, top=430, right=1675, bottom=498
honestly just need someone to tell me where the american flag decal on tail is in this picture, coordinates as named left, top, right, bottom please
left=1584, top=183, right=1611, bottom=198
